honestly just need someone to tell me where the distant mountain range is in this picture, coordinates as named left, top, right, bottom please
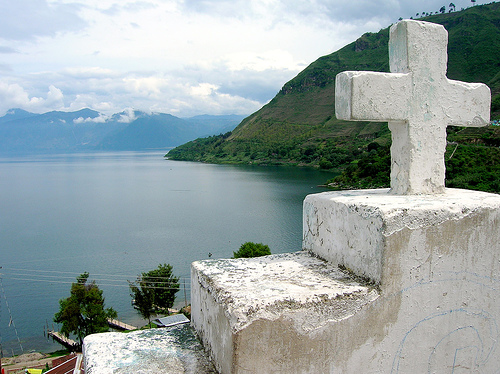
left=0, top=109, right=245, bottom=153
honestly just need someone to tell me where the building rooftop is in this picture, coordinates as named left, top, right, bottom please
left=153, top=314, right=190, bottom=328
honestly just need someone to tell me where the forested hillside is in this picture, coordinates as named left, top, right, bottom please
left=167, top=3, right=500, bottom=193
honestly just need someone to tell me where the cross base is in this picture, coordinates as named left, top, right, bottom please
left=191, top=188, right=500, bottom=373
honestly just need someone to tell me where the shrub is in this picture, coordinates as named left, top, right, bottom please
left=232, top=242, right=271, bottom=259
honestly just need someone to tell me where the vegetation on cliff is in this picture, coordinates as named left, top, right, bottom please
left=167, top=3, right=500, bottom=193
left=326, top=126, right=500, bottom=194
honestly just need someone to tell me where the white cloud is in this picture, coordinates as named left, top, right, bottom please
left=123, top=76, right=165, bottom=98
left=117, top=108, right=137, bottom=123
left=0, top=82, right=65, bottom=115
left=0, top=0, right=86, bottom=40
left=46, top=85, right=64, bottom=106
left=219, top=50, right=302, bottom=73
left=0, top=0, right=492, bottom=117
left=190, top=83, right=218, bottom=97
left=73, top=113, right=109, bottom=123
left=0, top=82, right=31, bottom=108
left=0, top=46, right=19, bottom=54
left=61, top=67, right=119, bottom=79
left=0, top=63, right=13, bottom=72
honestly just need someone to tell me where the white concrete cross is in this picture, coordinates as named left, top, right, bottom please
left=335, top=20, right=491, bottom=194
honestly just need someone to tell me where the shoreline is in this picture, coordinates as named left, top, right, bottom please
left=1, top=352, right=62, bottom=372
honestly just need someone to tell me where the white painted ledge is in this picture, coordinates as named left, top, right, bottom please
left=83, top=325, right=216, bottom=373
left=191, top=252, right=379, bottom=374
left=304, top=188, right=500, bottom=285
left=192, top=188, right=500, bottom=372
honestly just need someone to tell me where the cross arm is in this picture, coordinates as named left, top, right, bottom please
left=335, top=71, right=411, bottom=121
left=443, top=79, right=491, bottom=127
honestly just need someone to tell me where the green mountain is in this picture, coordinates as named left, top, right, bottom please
left=167, top=3, right=500, bottom=193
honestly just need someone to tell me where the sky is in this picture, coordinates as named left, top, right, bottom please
left=0, top=0, right=493, bottom=118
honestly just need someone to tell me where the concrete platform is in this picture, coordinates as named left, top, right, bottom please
left=303, top=187, right=500, bottom=289
left=191, top=251, right=380, bottom=374
left=192, top=188, right=500, bottom=373
left=84, top=325, right=217, bottom=374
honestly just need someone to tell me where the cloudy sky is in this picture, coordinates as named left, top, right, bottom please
left=0, top=0, right=491, bottom=118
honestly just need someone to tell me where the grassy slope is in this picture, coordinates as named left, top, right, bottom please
left=168, top=3, right=500, bottom=192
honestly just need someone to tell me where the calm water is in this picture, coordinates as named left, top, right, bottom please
left=0, top=151, right=331, bottom=355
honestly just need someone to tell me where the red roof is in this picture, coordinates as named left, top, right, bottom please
left=45, top=354, right=83, bottom=374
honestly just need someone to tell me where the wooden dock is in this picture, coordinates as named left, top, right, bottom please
left=47, top=319, right=135, bottom=350
left=48, top=330, right=78, bottom=349
left=107, top=318, right=137, bottom=331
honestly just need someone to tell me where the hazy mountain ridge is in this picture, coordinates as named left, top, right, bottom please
left=0, top=108, right=39, bottom=124
left=0, top=109, right=245, bottom=153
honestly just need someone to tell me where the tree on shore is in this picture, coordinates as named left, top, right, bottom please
left=232, top=242, right=271, bottom=259
left=129, top=264, right=180, bottom=324
left=54, top=272, right=117, bottom=349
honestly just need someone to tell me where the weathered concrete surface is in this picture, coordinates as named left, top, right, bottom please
left=191, top=19, right=497, bottom=373
left=192, top=188, right=500, bottom=373
left=335, top=20, right=490, bottom=194
left=303, top=188, right=500, bottom=286
left=191, top=252, right=379, bottom=374
left=301, top=188, right=500, bottom=372
left=83, top=325, right=217, bottom=374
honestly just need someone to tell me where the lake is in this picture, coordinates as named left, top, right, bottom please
left=0, top=151, right=332, bottom=355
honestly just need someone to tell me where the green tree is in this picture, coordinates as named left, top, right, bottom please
left=491, top=94, right=500, bottom=113
left=232, top=242, right=271, bottom=259
left=129, top=264, right=180, bottom=324
left=54, top=272, right=117, bottom=349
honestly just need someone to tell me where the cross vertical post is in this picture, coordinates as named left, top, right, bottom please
left=335, top=20, right=490, bottom=194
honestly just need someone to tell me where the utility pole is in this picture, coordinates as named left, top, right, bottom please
left=0, top=266, right=2, bottom=374
left=183, top=279, right=187, bottom=308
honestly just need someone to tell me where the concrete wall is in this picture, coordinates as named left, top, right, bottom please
left=191, top=263, right=235, bottom=374
left=191, top=188, right=500, bottom=373
left=303, top=188, right=500, bottom=372
left=191, top=252, right=379, bottom=373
